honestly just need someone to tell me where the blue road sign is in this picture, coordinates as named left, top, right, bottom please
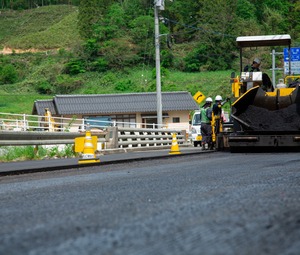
left=284, top=47, right=300, bottom=74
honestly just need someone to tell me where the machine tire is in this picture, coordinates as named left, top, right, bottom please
left=193, top=141, right=200, bottom=147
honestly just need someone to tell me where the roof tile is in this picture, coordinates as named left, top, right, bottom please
left=33, top=92, right=199, bottom=115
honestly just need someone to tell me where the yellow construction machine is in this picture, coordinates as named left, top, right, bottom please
left=216, top=34, right=300, bottom=152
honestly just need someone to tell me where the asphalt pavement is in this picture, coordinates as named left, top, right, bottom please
left=0, top=146, right=211, bottom=176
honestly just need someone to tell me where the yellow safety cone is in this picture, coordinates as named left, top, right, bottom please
left=78, top=129, right=100, bottom=164
left=169, top=133, right=181, bottom=154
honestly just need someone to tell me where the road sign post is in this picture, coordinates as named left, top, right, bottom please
left=193, top=91, right=206, bottom=104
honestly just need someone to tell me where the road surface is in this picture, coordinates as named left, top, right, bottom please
left=1, top=152, right=299, bottom=254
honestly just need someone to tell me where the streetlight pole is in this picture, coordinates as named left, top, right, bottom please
left=154, top=1, right=163, bottom=128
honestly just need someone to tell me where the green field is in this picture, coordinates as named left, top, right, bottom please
left=0, top=69, right=233, bottom=114
left=0, top=5, right=80, bottom=49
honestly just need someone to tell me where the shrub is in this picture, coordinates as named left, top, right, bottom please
left=83, top=38, right=100, bottom=58
left=161, top=50, right=174, bottom=68
left=151, top=67, right=170, bottom=79
left=0, top=64, right=18, bottom=84
left=65, top=59, right=86, bottom=75
left=90, top=58, right=109, bottom=72
left=54, top=74, right=82, bottom=94
left=35, top=80, right=53, bottom=94
left=115, top=80, right=135, bottom=92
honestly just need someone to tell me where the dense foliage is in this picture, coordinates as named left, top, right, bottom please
left=75, top=0, right=300, bottom=72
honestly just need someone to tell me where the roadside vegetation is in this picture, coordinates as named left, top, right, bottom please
left=0, top=145, right=76, bottom=162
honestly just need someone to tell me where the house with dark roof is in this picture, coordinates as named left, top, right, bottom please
left=32, top=91, right=199, bottom=131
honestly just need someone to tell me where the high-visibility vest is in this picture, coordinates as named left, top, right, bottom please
left=201, top=107, right=211, bottom=124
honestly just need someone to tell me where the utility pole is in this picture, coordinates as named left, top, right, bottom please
left=270, top=49, right=283, bottom=88
left=154, top=0, right=164, bottom=128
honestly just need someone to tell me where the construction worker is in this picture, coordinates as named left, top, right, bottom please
left=244, top=58, right=273, bottom=91
left=212, top=95, right=229, bottom=138
left=200, top=97, right=213, bottom=150
left=244, top=57, right=261, bottom=72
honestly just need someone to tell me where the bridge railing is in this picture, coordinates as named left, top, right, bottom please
left=0, top=112, right=169, bottom=132
left=0, top=126, right=189, bottom=150
left=107, top=127, right=188, bottom=150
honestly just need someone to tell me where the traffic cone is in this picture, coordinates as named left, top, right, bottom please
left=78, top=129, right=100, bottom=164
left=169, top=133, right=181, bottom=154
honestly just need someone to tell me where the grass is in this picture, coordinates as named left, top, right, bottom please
left=0, top=94, right=52, bottom=114
left=0, top=5, right=79, bottom=49
left=8, top=10, right=81, bottom=49
left=0, top=145, right=76, bottom=162
left=0, top=68, right=233, bottom=113
left=0, top=69, right=233, bottom=114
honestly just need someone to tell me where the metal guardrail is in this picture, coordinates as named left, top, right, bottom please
left=0, top=131, right=108, bottom=146
left=0, top=127, right=188, bottom=150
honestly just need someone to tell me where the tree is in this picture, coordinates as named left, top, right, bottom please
left=236, top=0, right=256, bottom=20
left=188, top=0, right=239, bottom=70
left=262, top=6, right=285, bottom=34
left=77, top=0, right=100, bottom=39
left=164, top=0, right=203, bottom=42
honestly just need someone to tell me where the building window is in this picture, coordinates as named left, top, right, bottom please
left=84, top=114, right=136, bottom=128
left=173, top=117, right=180, bottom=123
left=111, top=114, right=136, bottom=127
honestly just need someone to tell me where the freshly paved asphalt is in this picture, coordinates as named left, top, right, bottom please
left=1, top=152, right=300, bottom=254
left=0, top=147, right=211, bottom=176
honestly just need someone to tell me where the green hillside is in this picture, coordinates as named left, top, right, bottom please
left=0, top=5, right=235, bottom=114
left=0, top=5, right=80, bottom=49
left=0, top=3, right=289, bottom=115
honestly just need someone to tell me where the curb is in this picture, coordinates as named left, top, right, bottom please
left=0, top=149, right=214, bottom=177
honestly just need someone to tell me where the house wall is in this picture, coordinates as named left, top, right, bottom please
left=54, top=110, right=192, bottom=132
left=165, top=110, right=190, bottom=131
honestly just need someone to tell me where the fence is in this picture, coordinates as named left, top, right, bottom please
left=0, top=111, right=189, bottom=151
left=0, top=127, right=188, bottom=150
left=0, top=112, right=170, bottom=132
left=108, top=127, right=187, bottom=149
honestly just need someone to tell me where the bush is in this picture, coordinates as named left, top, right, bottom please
left=0, top=64, right=18, bottom=84
left=151, top=67, right=170, bottom=79
left=83, top=38, right=100, bottom=58
left=115, top=80, right=135, bottom=92
left=65, top=59, right=86, bottom=75
left=161, top=50, right=174, bottom=68
left=90, top=58, right=109, bottom=72
left=53, top=74, right=82, bottom=94
left=35, top=80, right=53, bottom=94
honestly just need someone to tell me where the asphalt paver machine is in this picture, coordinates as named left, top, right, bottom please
left=218, top=34, right=300, bottom=152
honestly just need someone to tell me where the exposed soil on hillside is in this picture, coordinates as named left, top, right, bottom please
left=0, top=47, right=58, bottom=55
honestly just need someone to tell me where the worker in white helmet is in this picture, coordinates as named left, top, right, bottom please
left=212, top=95, right=229, bottom=139
left=244, top=58, right=261, bottom=72
left=200, top=97, right=213, bottom=150
left=213, top=95, right=223, bottom=116
left=244, top=58, right=273, bottom=91
left=213, top=95, right=229, bottom=117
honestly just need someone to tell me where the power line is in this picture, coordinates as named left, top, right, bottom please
left=163, top=18, right=236, bottom=38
